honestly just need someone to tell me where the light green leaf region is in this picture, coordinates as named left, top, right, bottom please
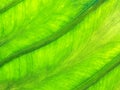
left=0, top=0, right=120, bottom=90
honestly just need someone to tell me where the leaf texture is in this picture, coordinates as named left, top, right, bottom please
left=0, top=0, right=120, bottom=90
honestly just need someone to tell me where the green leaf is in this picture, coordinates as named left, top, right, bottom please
left=0, top=0, right=120, bottom=90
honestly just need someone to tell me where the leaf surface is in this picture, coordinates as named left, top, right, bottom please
left=0, top=0, right=120, bottom=90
